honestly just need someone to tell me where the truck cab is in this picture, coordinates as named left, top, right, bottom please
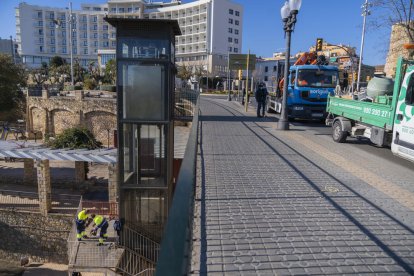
left=391, top=65, right=414, bottom=161
left=287, top=65, right=339, bottom=119
left=268, top=65, right=339, bottom=120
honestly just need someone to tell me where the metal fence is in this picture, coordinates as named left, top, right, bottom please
left=0, top=189, right=81, bottom=214
left=156, top=95, right=200, bottom=275
left=174, top=89, right=199, bottom=120
left=81, top=200, right=119, bottom=218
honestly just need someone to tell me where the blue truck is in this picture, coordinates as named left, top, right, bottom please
left=267, top=64, right=340, bottom=120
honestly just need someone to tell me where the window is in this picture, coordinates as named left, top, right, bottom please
left=111, top=8, right=116, bottom=12
left=62, top=39, right=66, bottom=45
left=111, top=32, right=116, bottom=38
left=112, top=41, right=116, bottom=47
left=273, top=66, right=277, bottom=72
left=37, top=11, right=42, bottom=18
left=39, top=46, right=43, bottom=52
left=103, top=41, right=109, bottom=47
left=229, top=18, right=233, bottom=24
left=93, top=16, right=97, bottom=22
left=119, top=8, right=125, bottom=13
left=83, top=32, right=87, bottom=38
left=406, top=74, right=414, bottom=105
left=235, top=20, right=239, bottom=25
left=49, top=13, right=54, bottom=19
left=94, top=33, right=98, bottom=38
left=103, top=25, right=108, bottom=31
left=83, top=40, right=87, bottom=46
left=51, top=46, right=55, bottom=53
left=93, top=25, right=97, bottom=30
left=62, top=46, right=67, bottom=53
left=265, top=66, right=268, bottom=72
left=228, top=28, right=233, bottom=33
left=62, top=31, right=66, bottom=37
left=49, top=21, right=55, bottom=28
left=128, top=8, right=132, bottom=13
left=39, top=29, right=43, bottom=35
left=234, top=48, right=238, bottom=53
left=235, top=11, right=240, bottom=16
left=82, top=15, right=87, bottom=22
left=234, top=38, right=238, bottom=44
left=38, top=21, right=43, bottom=26
left=93, top=7, right=101, bottom=11
left=94, top=41, right=98, bottom=47
left=229, top=9, right=233, bottom=15
left=235, top=29, right=239, bottom=35
left=73, top=47, right=77, bottom=54
left=228, top=37, right=233, bottom=42
left=228, top=46, right=232, bottom=52
left=103, top=33, right=109, bottom=39
left=264, top=76, right=268, bottom=81
left=84, top=48, right=88, bottom=54
left=39, top=37, right=44, bottom=43
left=50, top=38, right=55, bottom=44
left=50, top=29, right=55, bottom=36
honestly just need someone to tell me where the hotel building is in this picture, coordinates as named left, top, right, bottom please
left=15, top=0, right=243, bottom=76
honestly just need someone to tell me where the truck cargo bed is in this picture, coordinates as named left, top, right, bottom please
left=327, top=96, right=394, bottom=130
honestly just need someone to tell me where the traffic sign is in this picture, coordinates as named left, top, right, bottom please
left=229, top=54, right=256, bottom=70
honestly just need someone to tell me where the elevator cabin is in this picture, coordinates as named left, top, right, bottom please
left=105, top=17, right=181, bottom=240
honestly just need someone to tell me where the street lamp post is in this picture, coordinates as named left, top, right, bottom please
left=356, top=0, right=371, bottom=92
left=278, top=0, right=302, bottom=131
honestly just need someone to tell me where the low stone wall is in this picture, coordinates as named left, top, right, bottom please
left=0, top=210, right=72, bottom=264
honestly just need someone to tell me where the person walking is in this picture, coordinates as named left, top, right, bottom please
left=91, top=214, right=109, bottom=246
left=255, top=83, right=268, bottom=118
left=75, top=209, right=90, bottom=241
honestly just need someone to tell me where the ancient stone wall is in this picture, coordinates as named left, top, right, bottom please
left=27, top=91, right=116, bottom=146
left=385, top=23, right=414, bottom=77
left=0, top=210, right=72, bottom=264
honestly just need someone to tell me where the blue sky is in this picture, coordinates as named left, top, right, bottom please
left=0, top=0, right=391, bottom=66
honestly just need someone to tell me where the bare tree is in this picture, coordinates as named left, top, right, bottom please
left=372, top=0, right=414, bottom=41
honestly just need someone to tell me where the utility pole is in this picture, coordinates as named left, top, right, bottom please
left=357, top=0, right=371, bottom=92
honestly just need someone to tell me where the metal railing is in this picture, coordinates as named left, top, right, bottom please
left=174, top=88, right=199, bottom=120
left=156, top=95, right=200, bottom=275
left=0, top=189, right=81, bottom=214
left=81, top=200, right=119, bottom=218
left=120, top=225, right=160, bottom=263
left=116, top=246, right=156, bottom=276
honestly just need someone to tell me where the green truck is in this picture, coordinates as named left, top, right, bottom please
left=326, top=57, right=414, bottom=163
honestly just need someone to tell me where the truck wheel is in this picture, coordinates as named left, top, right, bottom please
left=332, top=121, right=347, bottom=143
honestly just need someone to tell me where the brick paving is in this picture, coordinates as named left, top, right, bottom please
left=191, top=96, right=414, bottom=275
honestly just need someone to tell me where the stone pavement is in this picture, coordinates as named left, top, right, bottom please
left=191, top=96, right=414, bottom=275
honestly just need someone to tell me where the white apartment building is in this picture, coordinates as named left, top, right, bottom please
left=16, top=0, right=243, bottom=76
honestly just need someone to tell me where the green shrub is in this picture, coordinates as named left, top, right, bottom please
left=49, top=126, right=102, bottom=149
left=64, top=85, right=82, bottom=91
left=83, top=78, right=97, bottom=90
left=99, top=85, right=116, bottom=92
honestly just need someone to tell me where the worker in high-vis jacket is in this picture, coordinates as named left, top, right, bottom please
left=75, top=209, right=90, bottom=241
left=91, top=214, right=109, bottom=246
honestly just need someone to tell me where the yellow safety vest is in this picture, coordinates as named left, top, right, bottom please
left=94, top=215, right=104, bottom=226
left=77, top=209, right=88, bottom=221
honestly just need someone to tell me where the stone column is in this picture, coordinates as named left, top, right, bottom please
left=108, top=163, right=119, bottom=215
left=75, top=161, right=86, bottom=184
left=23, top=159, right=35, bottom=185
left=43, top=109, right=50, bottom=140
left=36, top=159, right=51, bottom=216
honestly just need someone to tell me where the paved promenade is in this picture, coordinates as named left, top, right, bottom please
left=191, top=96, right=414, bottom=275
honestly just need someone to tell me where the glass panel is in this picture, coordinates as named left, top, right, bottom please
left=122, top=123, right=166, bottom=188
left=121, top=63, right=166, bottom=120
left=123, top=189, right=167, bottom=233
left=118, top=38, right=170, bottom=60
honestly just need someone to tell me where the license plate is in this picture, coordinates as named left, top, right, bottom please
left=312, top=113, right=324, bottom=118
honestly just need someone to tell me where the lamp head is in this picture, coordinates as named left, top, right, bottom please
left=289, top=0, right=302, bottom=12
left=280, top=1, right=291, bottom=20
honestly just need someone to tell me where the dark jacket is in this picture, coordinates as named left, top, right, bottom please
left=255, top=87, right=268, bottom=102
